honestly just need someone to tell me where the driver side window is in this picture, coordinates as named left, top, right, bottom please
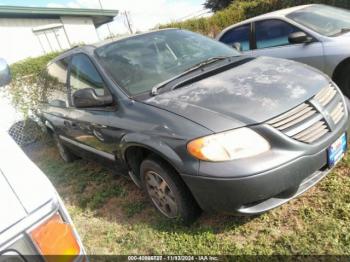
left=69, top=54, right=107, bottom=100
left=255, top=19, right=300, bottom=49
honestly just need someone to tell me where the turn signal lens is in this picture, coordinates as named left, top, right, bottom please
left=187, top=128, right=270, bottom=162
left=30, top=213, right=81, bottom=262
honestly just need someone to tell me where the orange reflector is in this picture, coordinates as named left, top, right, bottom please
left=30, top=213, right=80, bottom=262
left=187, top=138, right=208, bottom=161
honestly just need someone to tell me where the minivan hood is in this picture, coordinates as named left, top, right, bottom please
left=146, top=57, right=329, bottom=132
left=0, top=132, right=56, bottom=234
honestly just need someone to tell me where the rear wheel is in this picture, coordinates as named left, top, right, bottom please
left=53, top=134, right=78, bottom=163
left=140, top=157, right=201, bottom=224
left=335, top=63, right=350, bottom=98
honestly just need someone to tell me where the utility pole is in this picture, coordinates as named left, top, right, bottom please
left=124, top=11, right=133, bottom=35
left=98, top=0, right=113, bottom=37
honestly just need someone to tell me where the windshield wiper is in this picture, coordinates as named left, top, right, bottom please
left=151, top=56, right=229, bottom=96
left=340, top=27, right=350, bottom=33
left=333, top=27, right=350, bottom=36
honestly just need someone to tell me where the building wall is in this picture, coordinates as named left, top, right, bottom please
left=60, top=16, right=99, bottom=46
left=0, top=16, right=100, bottom=64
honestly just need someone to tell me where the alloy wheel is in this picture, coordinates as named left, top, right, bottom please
left=145, top=170, right=178, bottom=218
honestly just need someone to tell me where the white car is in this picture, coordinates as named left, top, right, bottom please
left=0, top=58, right=85, bottom=259
left=217, top=4, right=350, bottom=97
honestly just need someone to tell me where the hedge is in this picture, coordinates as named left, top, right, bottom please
left=8, top=52, right=61, bottom=116
left=10, top=52, right=60, bottom=79
left=160, top=0, right=350, bottom=37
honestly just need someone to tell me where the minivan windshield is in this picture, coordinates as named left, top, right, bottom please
left=287, top=5, right=350, bottom=37
left=95, top=29, right=240, bottom=96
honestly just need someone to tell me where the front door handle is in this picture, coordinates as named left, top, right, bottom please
left=63, top=120, right=70, bottom=127
left=64, top=121, right=77, bottom=128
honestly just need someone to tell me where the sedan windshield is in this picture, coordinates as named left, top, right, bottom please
left=287, top=5, right=350, bottom=37
left=95, top=29, right=240, bottom=96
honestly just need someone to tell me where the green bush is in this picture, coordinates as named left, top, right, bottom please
left=8, top=52, right=61, bottom=116
left=10, top=52, right=60, bottom=79
left=160, top=0, right=350, bottom=37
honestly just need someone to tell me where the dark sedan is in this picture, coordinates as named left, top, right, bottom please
left=38, top=29, right=349, bottom=223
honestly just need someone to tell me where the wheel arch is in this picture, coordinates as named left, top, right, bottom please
left=120, top=134, right=187, bottom=186
left=123, top=143, right=183, bottom=176
left=332, top=57, right=350, bottom=83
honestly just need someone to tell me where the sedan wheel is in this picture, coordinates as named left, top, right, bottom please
left=335, top=63, right=350, bottom=98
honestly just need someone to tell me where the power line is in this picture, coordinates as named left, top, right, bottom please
left=176, top=9, right=211, bottom=21
left=98, top=0, right=113, bottom=37
left=123, top=11, right=133, bottom=35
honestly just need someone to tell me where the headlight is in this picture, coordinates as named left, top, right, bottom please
left=187, top=128, right=270, bottom=162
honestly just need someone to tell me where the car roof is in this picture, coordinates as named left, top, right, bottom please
left=94, top=28, right=179, bottom=48
left=255, top=4, right=312, bottom=18
left=217, top=4, right=319, bottom=39
left=49, top=28, right=179, bottom=64
left=230, top=4, right=314, bottom=27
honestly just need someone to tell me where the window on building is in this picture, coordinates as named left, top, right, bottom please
left=34, top=25, right=70, bottom=54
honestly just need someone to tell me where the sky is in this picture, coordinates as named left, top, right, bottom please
left=0, top=0, right=208, bottom=37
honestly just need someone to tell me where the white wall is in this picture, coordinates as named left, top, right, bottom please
left=60, top=16, right=99, bottom=46
left=0, top=18, right=61, bottom=64
left=0, top=16, right=100, bottom=64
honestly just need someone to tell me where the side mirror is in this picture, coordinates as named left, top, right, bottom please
left=0, top=58, right=11, bottom=87
left=288, top=32, right=312, bottom=44
left=73, top=88, right=113, bottom=108
left=232, top=42, right=242, bottom=52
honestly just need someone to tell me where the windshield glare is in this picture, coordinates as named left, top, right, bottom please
left=287, top=5, right=350, bottom=37
left=95, top=29, right=239, bottom=96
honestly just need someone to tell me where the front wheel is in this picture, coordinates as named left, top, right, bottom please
left=140, top=157, right=201, bottom=224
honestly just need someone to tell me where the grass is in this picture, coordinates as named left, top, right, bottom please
left=24, top=140, right=350, bottom=255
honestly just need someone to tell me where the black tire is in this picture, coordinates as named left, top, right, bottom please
left=53, top=134, right=79, bottom=163
left=140, top=156, right=201, bottom=224
left=335, top=63, right=350, bottom=98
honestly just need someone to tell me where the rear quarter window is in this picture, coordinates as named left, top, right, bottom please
left=42, top=58, right=70, bottom=107
left=219, top=24, right=251, bottom=51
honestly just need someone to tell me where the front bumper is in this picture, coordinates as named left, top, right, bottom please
left=181, top=116, right=350, bottom=215
left=182, top=149, right=332, bottom=214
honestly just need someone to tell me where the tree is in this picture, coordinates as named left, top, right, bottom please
left=204, top=0, right=234, bottom=12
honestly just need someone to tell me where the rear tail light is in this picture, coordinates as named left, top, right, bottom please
left=30, top=213, right=81, bottom=262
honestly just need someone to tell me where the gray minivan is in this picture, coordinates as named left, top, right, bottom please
left=38, top=29, right=350, bottom=223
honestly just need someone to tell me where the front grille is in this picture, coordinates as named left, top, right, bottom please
left=313, top=84, right=337, bottom=107
left=267, top=83, right=345, bottom=144
left=267, top=103, right=317, bottom=131
left=292, top=120, right=329, bottom=144
left=330, top=102, right=345, bottom=125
